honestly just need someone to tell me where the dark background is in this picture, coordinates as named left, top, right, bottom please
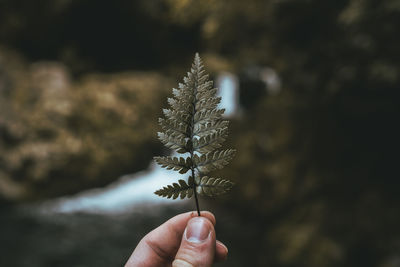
left=0, top=0, right=399, bottom=266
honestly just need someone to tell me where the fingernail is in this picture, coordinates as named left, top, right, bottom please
left=184, top=217, right=211, bottom=243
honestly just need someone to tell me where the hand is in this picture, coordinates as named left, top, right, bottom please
left=125, top=211, right=228, bottom=267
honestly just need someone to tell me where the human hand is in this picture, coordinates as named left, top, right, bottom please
left=125, top=211, right=228, bottom=267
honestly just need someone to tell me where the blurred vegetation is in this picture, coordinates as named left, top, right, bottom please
left=0, top=47, right=171, bottom=201
left=1, top=0, right=399, bottom=266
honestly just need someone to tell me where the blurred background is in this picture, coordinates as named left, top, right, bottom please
left=1, top=0, right=399, bottom=266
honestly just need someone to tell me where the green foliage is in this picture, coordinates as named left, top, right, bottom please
left=154, top=53, right=235, bottom=202
left=154, top=156, right=192, bottom=174
left=0, top=49, right=172, bottom=200
left=196, top=176, right=234, bottom=197
left=155, top=177, right=195, bottom=199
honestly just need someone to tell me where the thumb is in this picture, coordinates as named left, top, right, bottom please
left=173, top=216, right=216, bottom=267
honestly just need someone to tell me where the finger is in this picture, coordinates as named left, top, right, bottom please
left=173, top=216, right=216, bottom=267
left=215, top=240, right=228, bottom=262
left=125, top=211, right=215, bottom=267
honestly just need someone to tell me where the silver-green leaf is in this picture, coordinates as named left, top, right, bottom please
left=193, top=149, right=236, bottom=173
left=154, top=156, right=192, bottom=174
left=154, top=53, right=236, bottom=207
left=196, top=176, right=234, bottom=197
left=155, top=177, right=195, bottom=199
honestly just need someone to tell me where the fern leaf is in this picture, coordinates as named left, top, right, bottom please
left=155, top=177, right=195, bottom=199
left=173, top=87, right=194, bottom=100
left=195, top=96, right=221, bottom=112
left=154, top=156, right=192, bottom=174
left=197, top=80, right=213, bottom=93
left=167, top=97, right=193, bottom=114
left=196, top=88, right=219, bottom=103
left=157, top=132, right=189, bottom=153
left=193, top=149, right=236, bottom=173
left=158, top=118, right=189, bottom=138
left=196, top=176, right=234, bottom=197
left=154, top=53, right=236, bottom=212
left=193, top=128, right=228, bottom=153
left=194, top=120, right=229, bottom=137
left=163, top=109, right=191, bottom=125
left=194, top=108, right=225, bottom=125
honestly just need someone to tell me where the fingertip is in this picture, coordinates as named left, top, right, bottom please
left=184, top=217, right=214, bottom=244
left=187, top=210, right=216, bottom=226
left=215, top=240, right=228, bottom=262
left=174, top=216, right=216, bottom=266
left=199, top=211, right=216, bottom=226
left=217, top=240, right=228, bottom=254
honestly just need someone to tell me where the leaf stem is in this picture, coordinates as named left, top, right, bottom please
left=190, top=56, right=201, bottom=217
left=191, top=167, right=201, bottom=216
